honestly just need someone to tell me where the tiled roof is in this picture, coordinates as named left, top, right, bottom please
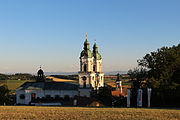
left=112, top=88, right=127, bottom=97
left=17, top=82, right=78, bottom=91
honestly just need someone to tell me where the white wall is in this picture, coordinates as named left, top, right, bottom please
left=16, top=90, right=78, bottom=105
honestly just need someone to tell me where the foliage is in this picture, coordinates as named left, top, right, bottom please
left=0, top=74, right=8, bottom=80
left=137, top=44, right=180, bottom=89
left=0, top=85, right=11, bottom=105
left=92, top=86, right=112, bottom=106
left=0, top=73, right=36, bottom=81
left=129, top=44, right=180, bottom=107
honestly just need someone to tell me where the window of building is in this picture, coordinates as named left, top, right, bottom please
left=82, top=76, right=86, bottom=88
left=84, top=64, right=87, bottom=72
left=93, top=65, right=96, bottom=72
left=19, top=94, right=25, bottom=99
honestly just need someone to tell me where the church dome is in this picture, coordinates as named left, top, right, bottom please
left=38, top=68, right=44, bottom=75
left=93, top=42, right=102, bottom=60
left=80, top=49, right=93, bottom=58
left=80, top=33, right=93, bottom=58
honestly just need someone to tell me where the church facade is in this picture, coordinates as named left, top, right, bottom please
left=16, top=34, right=104, bottom=105
left=78, top=34, right=104, bottom=97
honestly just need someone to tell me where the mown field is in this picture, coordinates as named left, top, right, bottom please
left=0, top=106, right=179, bottom=120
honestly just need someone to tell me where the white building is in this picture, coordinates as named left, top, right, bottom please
left=16, top=34, right=104, bottom=105
left=78, top=34, right=104, bottom=97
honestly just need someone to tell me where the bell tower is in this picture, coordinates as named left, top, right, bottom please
left=92, top=39, right=104, bottom=90
left=78, top=34, right=104, bottom=97
left=36, top=66, right=45, bottom=82
left=78, top=33, right=95, bottom=97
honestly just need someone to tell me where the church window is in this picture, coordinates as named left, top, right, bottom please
left=19, top=94, right=25, bottom=99
left=84, top=64, right=87, bottom=72
left=93, top=65, right=96, bottom=72
left=82, top=76, right=86, bottom=88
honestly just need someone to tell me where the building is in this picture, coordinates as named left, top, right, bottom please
left=115, top=73, right=122, bottom=93
left=16, top=68, right=78, bottom=105
left=16, top=34, right=104, bottom=105
left=78, top=34, right=104, bottom=97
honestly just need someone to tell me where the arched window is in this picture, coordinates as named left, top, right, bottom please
left=93, top=65, right=96, bottom=72
left=84, top=64, right=87, bottom=72
left=82, top=76, right=86, bottom=88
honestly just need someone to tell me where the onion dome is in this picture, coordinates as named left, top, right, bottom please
left=93, top=39, right=102, bottom=60
left=80, top=33, right=93, bottom=58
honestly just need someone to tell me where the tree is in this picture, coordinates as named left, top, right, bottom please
left=0, top=85, right=10, bottom=105
left=137, top=44, right=180, bottom=106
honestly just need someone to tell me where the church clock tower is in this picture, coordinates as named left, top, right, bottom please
left=78, top=34, right=104, bottom=97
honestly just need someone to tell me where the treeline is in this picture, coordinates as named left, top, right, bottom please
left=51, top=75, right=78, bottom=80
left=128, top=44, right=180, bottom=107
left=0, top=73, right=36, bottom=80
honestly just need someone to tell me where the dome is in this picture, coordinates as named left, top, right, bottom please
left=93, top=43, right=102, bottom=60
left=38, top=69, right=44, bottom=75
left=80, top=49, right=93, bottom=58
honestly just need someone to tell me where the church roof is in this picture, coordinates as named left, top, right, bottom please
left=17, top=82, right=78, bottom=91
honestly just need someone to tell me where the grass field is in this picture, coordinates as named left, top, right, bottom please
left=0, top=106, right=179, bottom=120
left=47, top=76, right=77, bottom=83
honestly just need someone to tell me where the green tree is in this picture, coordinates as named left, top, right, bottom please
left=0, top=85, right=10, bottom=105
left=137, top=44, right=180, bottom=106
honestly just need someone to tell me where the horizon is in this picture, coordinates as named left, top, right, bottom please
left=0, top=0, right=180, bottom=73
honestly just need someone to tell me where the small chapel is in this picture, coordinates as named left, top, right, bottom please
left=16, top=34, right=104, bottom=105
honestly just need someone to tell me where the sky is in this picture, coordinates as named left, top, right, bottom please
left=0, top=0, right=180, bottom=73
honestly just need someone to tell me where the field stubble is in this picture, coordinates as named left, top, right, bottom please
left=0, top=106, right=179, bottom=120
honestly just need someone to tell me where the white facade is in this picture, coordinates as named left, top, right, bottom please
left=78, top=36, right=104, bottom=97
left=16, top=89, right=78, bottom=105
left=16, top=34, right=105, bottom=105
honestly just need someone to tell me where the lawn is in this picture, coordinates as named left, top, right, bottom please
left=0, top=106, right=179, bottom=120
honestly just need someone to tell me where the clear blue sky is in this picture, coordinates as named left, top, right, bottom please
left=0, top=0, right=180, bottom=73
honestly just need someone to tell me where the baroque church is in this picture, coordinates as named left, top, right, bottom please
left=16, top=34, right=104, bottom=105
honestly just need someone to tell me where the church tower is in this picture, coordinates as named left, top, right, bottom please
left=78, top=34, right=104, bottom=97
left=92, top=38, right=104, bottom=90
left=36, top=67, right=45, bottom=82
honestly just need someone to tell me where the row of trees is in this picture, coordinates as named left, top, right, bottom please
left=128, top=44, right=180, bottom=107
left=0, top=73, right=36, bottom=80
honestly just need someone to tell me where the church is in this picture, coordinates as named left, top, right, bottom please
left=16, top=34, right=104, bottom=105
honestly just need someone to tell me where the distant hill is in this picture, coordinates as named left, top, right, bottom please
left=44, top=71, right=127, bottom=76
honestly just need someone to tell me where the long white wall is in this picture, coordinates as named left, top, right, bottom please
left=16, top=90, right=78, bottom=105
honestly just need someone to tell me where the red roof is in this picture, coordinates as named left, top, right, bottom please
left=112, top=88, right=127, bottom=97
